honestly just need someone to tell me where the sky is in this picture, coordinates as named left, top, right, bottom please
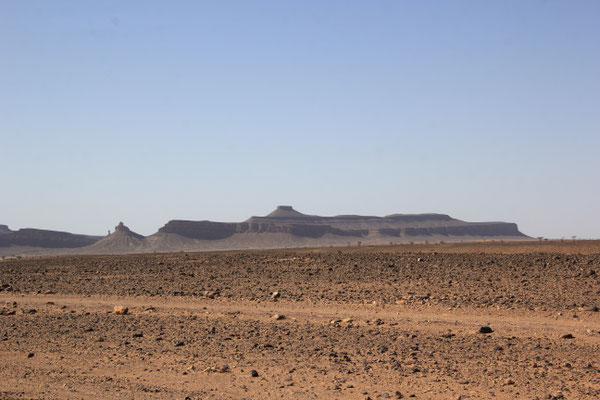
left=1, top=1, right=599, bottom=238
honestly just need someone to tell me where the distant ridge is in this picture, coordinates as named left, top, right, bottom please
left=0, top=206, right=531, bottom=256
left=0, top=228, right=100, bottom=249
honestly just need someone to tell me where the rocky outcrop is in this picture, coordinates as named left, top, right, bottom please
left=380, top=223, right=524, bottom=237
left=0, top=225, right=12, bottom=235
left=403, top=223, right=524, bottom=237
left=383, top=214, right=454, bottom=223
left=159, top=220, right=238, bottom=240
left=157, top=220, right=368, bottom=240
left=265, top=205, right=312, bottom=219
left=81, top=222, right=148, bottom=254
left=0, top=228, right=101, bottom=248
left=114, top=222, right=145, bottom=239
left=155, top=206, right=528, bottom=242
left=1, top=206, right=530, bottom=255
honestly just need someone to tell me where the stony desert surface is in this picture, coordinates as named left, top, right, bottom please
left=1, top=241, right=599, bottom=399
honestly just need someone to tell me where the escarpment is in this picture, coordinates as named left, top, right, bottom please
left=0, top=206, right=530, bottom=255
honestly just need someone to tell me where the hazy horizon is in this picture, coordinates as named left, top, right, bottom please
left=2, top=1, right=599, bottom=239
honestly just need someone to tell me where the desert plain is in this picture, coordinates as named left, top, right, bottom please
left=1, top=241, right=599, bottom=399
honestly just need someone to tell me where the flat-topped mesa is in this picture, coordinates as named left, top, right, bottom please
left=265, top=205, right=310, bottom=219
left=383, top=213, right=454, bottom=222
left=0, top=207, right=530, bottom=255
left=0, top=224, right=12, bottom=235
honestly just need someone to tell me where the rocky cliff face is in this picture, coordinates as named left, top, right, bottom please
left=381, top=223, right=523, bottom=237
left=159, top=220, right=238, bottom=240
left=155, top=206, right=528, bottom=241
left=0, top=206, right=530, bottom=255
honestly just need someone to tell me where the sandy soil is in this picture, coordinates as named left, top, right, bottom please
left=1, top=241, right=599, bottom=399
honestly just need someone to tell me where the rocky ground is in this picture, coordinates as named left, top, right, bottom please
left=1, top=241, right=599, bottom=399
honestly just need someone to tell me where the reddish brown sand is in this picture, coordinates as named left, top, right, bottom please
left=1, top=241, right=599, bottom=399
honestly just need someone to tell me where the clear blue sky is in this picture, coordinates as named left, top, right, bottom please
left=1, top=1, right=599, bottom=238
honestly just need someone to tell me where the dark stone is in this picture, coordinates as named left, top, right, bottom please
left=479, top=326, right=493, bottom=334
left=561, top=333, right=574, bottom=339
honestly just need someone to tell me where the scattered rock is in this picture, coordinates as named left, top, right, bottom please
left=582, top=306, right=599, bottom=312
left=272, top=314, right=285, bottom=320
left=203, top=365, right=230, bottom=373
left=113, top=306, right=128, bottom=315
left=173, top=340, right=185, bottom=347
left=219, top=365, right=229, bottom=373
left=251, top=369, right=259, bottom=377
left=504, top=378, right=515, bottom=385
left=478, top=326, right=493, bottom=334
left=0, top=284, right=13, bottom=292
left=132, top=332, right=143, bottom=338
left=202, top=290, right=219, bottom=299
left=27, top=352, right=34, bottom=358
left=271, top=291, right=281, bottom=299
left=561, top=333, right=574, bottom=339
